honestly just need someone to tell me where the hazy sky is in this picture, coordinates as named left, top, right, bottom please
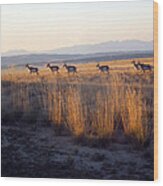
left=1, top=1, right=153, bottom=53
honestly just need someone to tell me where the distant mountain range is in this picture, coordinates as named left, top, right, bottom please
left=1, top=40, right=153, bottom=69
left=1, top=51, right=153, bottom=69
left=51, top=40, right=153, bottom=55
left=2, top=49, right=30, bottom=57
left=2, top=40, right=153, bottom=56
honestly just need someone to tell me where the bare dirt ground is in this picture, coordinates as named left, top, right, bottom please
left=1, top=120, right=154, bottom=180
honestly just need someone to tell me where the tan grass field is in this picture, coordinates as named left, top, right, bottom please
left=2, top=57, right=154, bottom=145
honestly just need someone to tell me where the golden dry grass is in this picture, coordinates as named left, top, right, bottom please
left=1, top=58, right=154, bottom=147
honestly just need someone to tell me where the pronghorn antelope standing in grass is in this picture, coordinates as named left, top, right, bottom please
left=131, top=60, right=140, bottom=71
left=26, top=64, right=39, bottom=75
left=47, top=63, right=59, bottom=73
left=96, top=63, right=110, bottom=73
left=137, top=61, right=153, bottom=72
left=63, top=64, right=77, bottom=74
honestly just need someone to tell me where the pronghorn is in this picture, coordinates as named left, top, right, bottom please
left=26, top=64, right=39, bottom=75
left=96, top=63, right=109, bottom=73
left=131, top=60, right=140, bottom=70
left=63, top=64, right=77, bottom=74
left=47, top=63, right=59, bottom=73
left=137, top=61, right=153, bottom=72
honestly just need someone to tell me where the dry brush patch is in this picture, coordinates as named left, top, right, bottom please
left=1, top=67, right=154, bottom=148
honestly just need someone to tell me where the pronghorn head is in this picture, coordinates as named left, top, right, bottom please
left=47, top=63, right=50, bottom=67
left=26, top=64, right=29, bottom=68
left=96, top=64, right=100, bottom=68
left=63, top=64, right=67, bottom=68
left=137, top=61, right=141, bottom=65
left=131, top=60, right=136, bottom=65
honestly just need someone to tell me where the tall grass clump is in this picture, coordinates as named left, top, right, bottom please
left=121, top=87, right=152, bottom=146
left=87, top=88, right=115, bottom=138
left=65, top=85, right=85, bottom=136
left=47, top=83, right=62, bottom=125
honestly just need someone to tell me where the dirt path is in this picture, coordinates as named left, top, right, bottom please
left=1, top=122, right=153, bottom=180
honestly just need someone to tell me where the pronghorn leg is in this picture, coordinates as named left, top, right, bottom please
left=75, top=71, right=78, bottom=78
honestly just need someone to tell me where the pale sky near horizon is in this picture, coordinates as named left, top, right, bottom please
left=1, top=1, right=153, bottom=53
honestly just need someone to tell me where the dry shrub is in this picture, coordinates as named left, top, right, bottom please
left=47, top=84, right=62, bottom=125
left=65, top=85, right=85, bottom=136
left=121, top=88, right=151, bottom=146
left=48, top=89, right=62, bottom=125
left=89, top=88, right=115, bottom=138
